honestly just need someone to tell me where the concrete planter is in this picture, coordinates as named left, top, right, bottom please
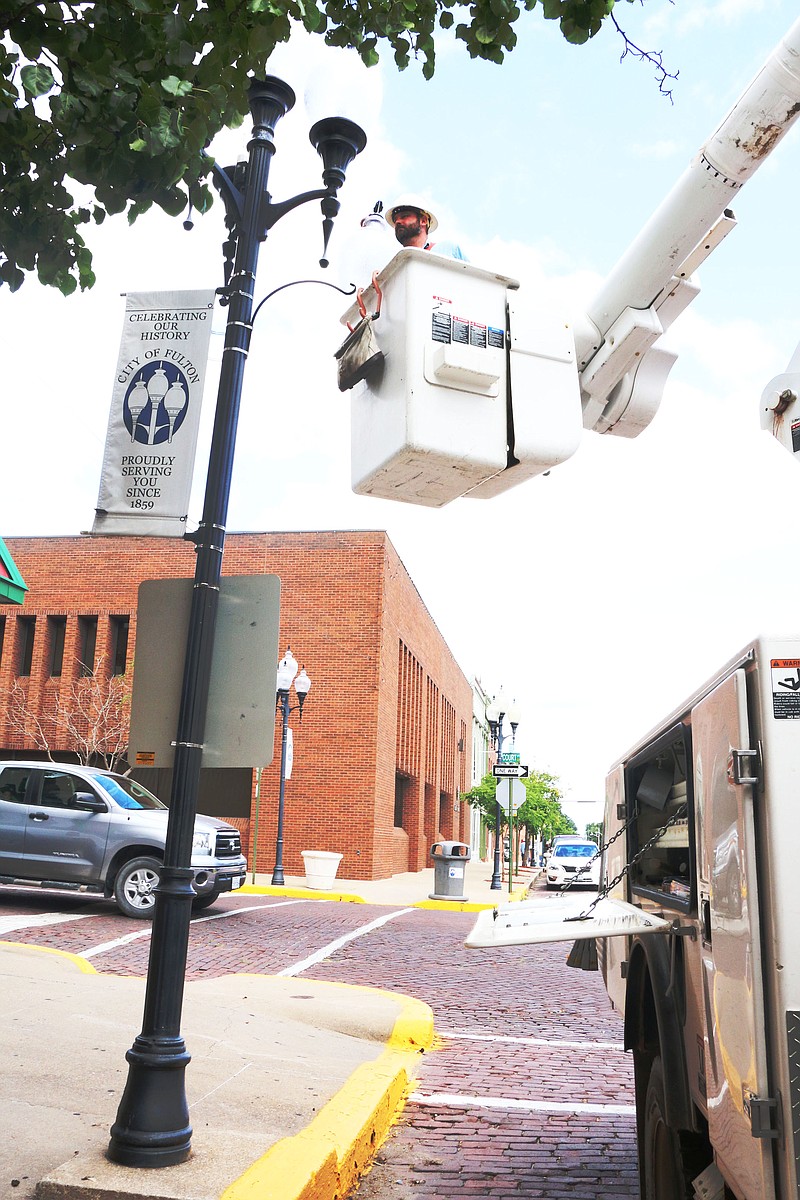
left=301, top=850, right=343, bottom=891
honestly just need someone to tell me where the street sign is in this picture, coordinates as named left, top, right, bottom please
left=492, top=763, right=529, bottom=778
left=496, top=777, right=526, bottom=813
left=129, top=575, right=281, bottom=768
left=499, top=752, right=520, bottom=764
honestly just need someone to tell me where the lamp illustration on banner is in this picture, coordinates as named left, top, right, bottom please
left=124, top=361, right=190, bottom=446
left=127, top=376, right=149, bottom=443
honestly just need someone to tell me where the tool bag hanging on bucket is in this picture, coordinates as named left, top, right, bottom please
left=334, top=315, right=384, bottom=392
left=335, top=271, right=384, bottom=392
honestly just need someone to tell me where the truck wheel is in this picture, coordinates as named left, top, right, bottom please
left=114, top=856, right=161, bottom=919
left=191, top=882, right=223, bottom=912
left=642, top=1057, right=709, bottom=1200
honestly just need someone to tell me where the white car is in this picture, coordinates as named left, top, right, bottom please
left=545, top=840, right=601, bottom=890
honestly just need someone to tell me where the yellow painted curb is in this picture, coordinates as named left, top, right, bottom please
left=240, top=884, right=531, bottom=910
left=221, top=988, right=434, bottom=1200
left=412, top=886, right=529, bottom=912
left=239, top=885, right=365, bottom=903
left=0, top=940, right=97, bottom=973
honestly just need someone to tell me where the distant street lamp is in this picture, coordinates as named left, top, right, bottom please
left=486, top=692, right=520, bottom=891
left=272, top=647, right=311, bottom=886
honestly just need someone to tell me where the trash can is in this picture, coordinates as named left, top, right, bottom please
left=301, top=850, right=343, bottom=891
left=429, top=841, right=471, bottom=901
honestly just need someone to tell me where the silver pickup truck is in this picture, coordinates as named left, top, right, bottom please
left=0, top=760, right=247, bottom=917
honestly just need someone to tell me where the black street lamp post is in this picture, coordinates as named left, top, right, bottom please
left=107, top=79, right=365, bottom=1170
left=272, top=647, right=311, bottom=886
left=486, top=693, right=520, bottom=891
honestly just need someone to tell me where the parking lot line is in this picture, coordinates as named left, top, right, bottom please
left=436, top=1028, right=625, bottom=1051
left=0, top=910, right=95, bottom=935
left=278, top=908, right=415, bottom=977
left=409, top=1091, right=636, bottom=1116
left=79, top=899, right=307, bottom=959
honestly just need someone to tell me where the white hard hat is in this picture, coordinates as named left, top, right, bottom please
left=385, top=197, right=438, bottom=234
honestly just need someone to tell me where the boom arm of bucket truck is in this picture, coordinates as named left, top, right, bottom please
left=577, top=17, right=800, bottom=437
left=476, top=17, right=800, bottom=500
left=472, top=19, right=800, bottom=501
left=343, top=18, right=800, bottom=508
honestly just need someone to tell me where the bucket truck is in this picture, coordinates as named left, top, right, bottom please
left=341, top=18, right=800, bottom=509
left=447, top=20, right=800, bottom=1200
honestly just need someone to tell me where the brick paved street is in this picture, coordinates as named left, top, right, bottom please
left=304, top=898, right=639, bottom=1199
left=0, top=881, right=640, bottom=1197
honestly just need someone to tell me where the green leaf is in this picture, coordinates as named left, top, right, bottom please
left=20, top=64, right=55, bottom=98
left=160, top=76, right=193, bottom=97
left=474, top=23, right=497, bottom=43
left=0, top=261, right=26, bottom=291
left=0, top=0, right=634, bottom=294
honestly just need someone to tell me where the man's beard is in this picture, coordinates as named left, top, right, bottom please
left=395, top=219, right=423, bottom=245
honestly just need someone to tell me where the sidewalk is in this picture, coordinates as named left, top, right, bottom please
left=242, top=857, right=536, bottom=910
left=2, top=861, right=535, bottom=1200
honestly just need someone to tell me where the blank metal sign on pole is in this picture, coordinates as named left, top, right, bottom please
left=128, top=575, right=281, bottom=769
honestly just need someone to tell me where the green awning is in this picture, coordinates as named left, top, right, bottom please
left=0, top=537, right=27, bottom=605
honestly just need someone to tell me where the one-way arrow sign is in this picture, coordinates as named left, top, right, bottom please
left=492, top=764, right=529, bottom=778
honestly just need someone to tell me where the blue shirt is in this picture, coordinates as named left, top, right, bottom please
left=425, top=240, right=469, bottom=261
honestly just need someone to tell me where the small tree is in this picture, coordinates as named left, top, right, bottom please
left=3, top=657, right=132, bottom=771
left=585, top=820, right=603, bottom=846
left=517, top=770, right=572, bottom=837
left=463, top=767, right=575, bottom=865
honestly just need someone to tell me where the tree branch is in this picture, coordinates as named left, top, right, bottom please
left=611, top=11, right=678, bottom=102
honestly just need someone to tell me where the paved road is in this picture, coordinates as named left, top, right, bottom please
left=0, top=881, right=640, bottom=1197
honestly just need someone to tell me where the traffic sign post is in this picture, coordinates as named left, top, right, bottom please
left=495, top=777, right=526, bottom=814
left=495, top=777, right=527, bottom=896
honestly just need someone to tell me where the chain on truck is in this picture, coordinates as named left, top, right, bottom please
left=340, top=10, right=800, bottom=1196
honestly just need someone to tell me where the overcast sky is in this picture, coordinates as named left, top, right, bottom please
left=4, top=0, right=800, bottom=829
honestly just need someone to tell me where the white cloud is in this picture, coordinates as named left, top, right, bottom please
left=645, top=0, right=769, bottom=38
left=629, top=139, right=681, bottom=160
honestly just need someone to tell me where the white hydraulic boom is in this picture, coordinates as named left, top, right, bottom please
left=343, top=17, right=800, bottom=508
left=575, top=17, right=800, bottom=441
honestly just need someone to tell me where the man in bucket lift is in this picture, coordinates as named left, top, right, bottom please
left=384, top=197, right=468, bottom=261
left=335, top=198, right=467, bottom=391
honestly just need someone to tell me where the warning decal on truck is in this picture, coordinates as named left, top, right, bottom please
left=771, top=659, right=800, bottom=718
left=431, top=296, right=503, bottom=351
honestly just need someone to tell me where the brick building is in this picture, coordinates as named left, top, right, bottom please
left=0, top=533, right=472, bottom=880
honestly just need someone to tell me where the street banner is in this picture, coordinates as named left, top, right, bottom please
left=284, top=728, right=294, bottom=780
left=92, top=289, right=215, bottom=536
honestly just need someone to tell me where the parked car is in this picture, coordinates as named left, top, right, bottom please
left=543, top=834, right=581, bottom=868
left=545, top=839, right=600, bottom=890
left=0, top=761, right=247, bottom=918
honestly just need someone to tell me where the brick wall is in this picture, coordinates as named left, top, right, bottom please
left=0, top=532, right=472, bottom=880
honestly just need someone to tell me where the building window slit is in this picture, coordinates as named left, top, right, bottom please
left=78, top=616, right=98, bottom=677
left=48, top=616, right=67, bottom=677
left=17, top=616, right=36, bottom=677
